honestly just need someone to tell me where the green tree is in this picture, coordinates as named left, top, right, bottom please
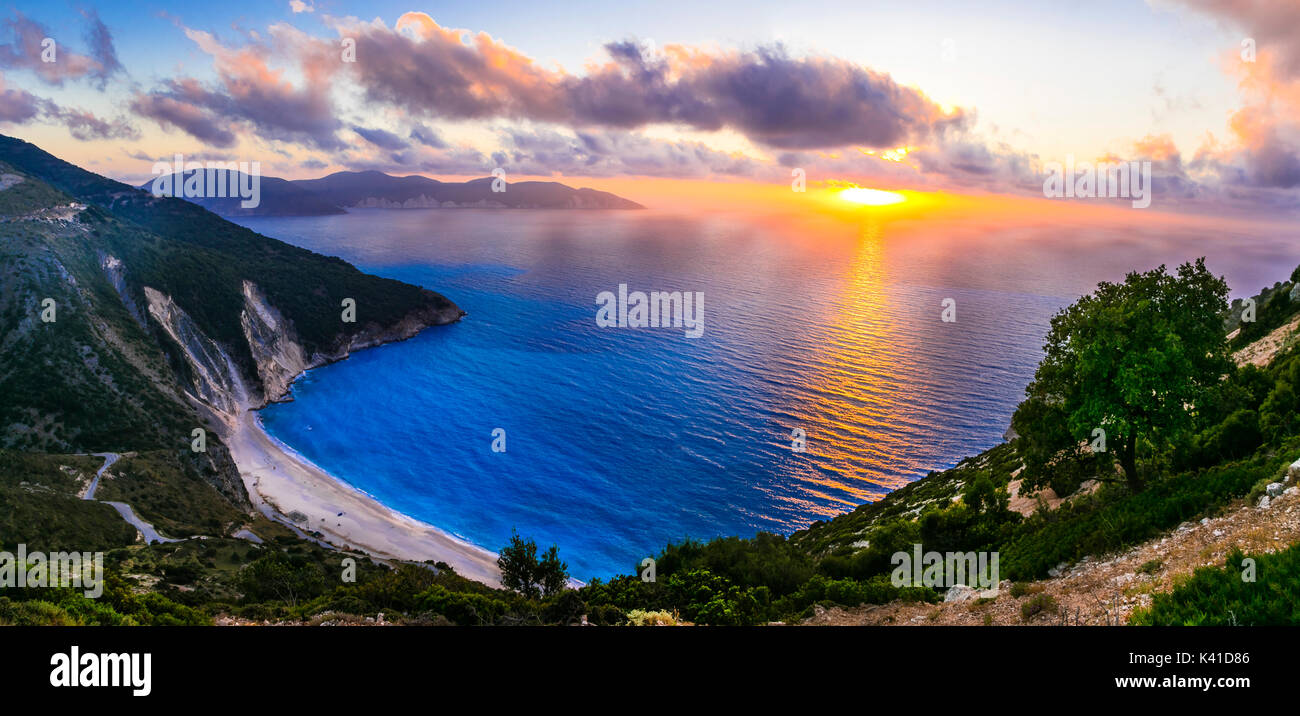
left=236, top=551, right=326, bottom=606
left=497, top=530, right=569, bottom=600
left=1013, top=258, right=1230, bottom=492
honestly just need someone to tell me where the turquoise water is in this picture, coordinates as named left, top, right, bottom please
left=236, top=208, right=1296, bottom=580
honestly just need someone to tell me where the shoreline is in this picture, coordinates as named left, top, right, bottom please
left=226, top=404, right=502, bottom=587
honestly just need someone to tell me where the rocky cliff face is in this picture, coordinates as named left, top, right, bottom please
left=143, top=275, right=462, bottom=417
left=99, top=254, right=146, bottom=328
left=239, top=280, right=309, bottom=404
left=144, top=286, right=249, bottom=415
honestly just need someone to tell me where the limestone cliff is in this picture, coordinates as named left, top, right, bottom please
left=143, top=276, right=462, bottom=416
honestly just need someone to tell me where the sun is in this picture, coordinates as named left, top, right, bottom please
left=838, top=187, right=906, bottom=206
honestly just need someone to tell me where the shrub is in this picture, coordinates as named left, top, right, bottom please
left=1131, top=547, right=1300, bottom=625
left=626, top=609, right=677, bottom=626
left=1020, top=593, right=1059, bottom=621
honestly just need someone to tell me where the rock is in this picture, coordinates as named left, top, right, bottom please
left=1289, top=457, right=1300, bottom=481
left=1267, top=482, right=1284, bottom=498
left=1291, top=283, right=1300, bottom=303
left=1200, top=517, right=1210, bottom=526
left=1258, top=495, right=1272, bottom=510
left=1286, top=487, right=1299, bottom=497
left=944, top=585, right=978, bottom=602
left=1047, top=562, right=1067, bottom=578
left=978, top=588, right=1000, bottom=599
left=1213, top=529, right=1224, bottom=537
left=1177, top=522, right=1191, bottom=531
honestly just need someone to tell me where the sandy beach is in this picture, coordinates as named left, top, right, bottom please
left=226, top=407, right=502, bottom=586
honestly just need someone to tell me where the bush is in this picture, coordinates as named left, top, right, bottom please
left=1020, top=593, right=1059, bottom=621
left=1131, top=547, right=1300, bottom=625
left=625, top=609, right=676, bottom=626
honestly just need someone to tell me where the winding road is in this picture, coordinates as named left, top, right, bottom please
left=81, top=452, right=182, bottom=544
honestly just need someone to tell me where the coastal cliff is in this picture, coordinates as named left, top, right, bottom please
left=143, top=273, right=464, bottom=416
left=0, top=133, right=468, bottom=533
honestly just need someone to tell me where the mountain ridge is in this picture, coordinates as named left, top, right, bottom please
left=139, top=168, right=646, bottom=216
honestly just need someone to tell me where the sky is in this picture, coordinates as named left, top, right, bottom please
left=1, top=0, right=1299, bottom=214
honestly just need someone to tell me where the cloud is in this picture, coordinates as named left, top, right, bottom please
left=130, top=24, right=344, bottom=150
left=409, top=122, right=447, bottom=148
left=337, top=14, right=965, bottom=152
left=290, top=1, right=315, bottom=14
left=1164, top=0, right=1300, bottom=197
left=53, top=106, right=139, bottom=141
left=130, top=83, right=238, bottom=147
left=353, top=125, right=408, bottom=150
left=493, top=127, right=764, bottom=177
left=568, top=42, right=967, bottom=150
left=0, top=71, right=49, bottom=122
left=79, top=8, right=123, bottom=88
left=0, top=11, right=121, bottom=88
left=1173, top=0, right=1300, bottom=78
left=0, top=69, right=136, bottom=141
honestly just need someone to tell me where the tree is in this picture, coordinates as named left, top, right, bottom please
left=236, top=551, right=326, bottom=606
left=1012, top=258, right=1230, bottom=493
left=497, top=530, right=569, bottom=600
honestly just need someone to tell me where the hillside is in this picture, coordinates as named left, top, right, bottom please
left=0, top=134, right=463, bottom=560
left=142, top=168, right=646, bottom=216
left=5, top=133, right=1300, bottom=627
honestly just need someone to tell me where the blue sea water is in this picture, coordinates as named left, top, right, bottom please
left=235, top=208, right=1298, bottom=580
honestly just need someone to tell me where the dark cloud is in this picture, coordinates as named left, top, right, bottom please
left=80, top=8, right=122, bottom=88
left=130, top=86, right=238, bottom=147
left=341, top=15, right=962, bottom=151
left=0, top=69, right=135, bottom=141
left=353, top=125, right=409, bottom=150
left=0, top=73, right=47, bottom=122
left=409, top=123, right=447, bottom=148
left=54, top=106, right=139, bottom=141
left=567, top=43, right=967, bottom=150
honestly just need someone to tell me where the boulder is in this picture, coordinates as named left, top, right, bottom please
left=1266, top=482, right=1284, bottom=498
left=943, top=584, right=978, bottom=603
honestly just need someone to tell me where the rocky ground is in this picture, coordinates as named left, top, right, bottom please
left=804, top=478, right=1299, bottom=626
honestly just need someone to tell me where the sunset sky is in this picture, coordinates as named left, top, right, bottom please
left=2, top=0, right=1299, bottom=214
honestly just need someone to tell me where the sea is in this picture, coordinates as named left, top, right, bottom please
left=234, top=206, right=1298, bottom=580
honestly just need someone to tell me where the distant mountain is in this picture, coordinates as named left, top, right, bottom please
left=141, top=168, right=645, bottom=216
left=138, top=171, right=344, bottom=217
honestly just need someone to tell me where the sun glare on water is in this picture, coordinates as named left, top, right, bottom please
left=838, top=187, right=906, bottom=206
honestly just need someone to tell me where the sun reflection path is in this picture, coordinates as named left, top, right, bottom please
left=771, top=215, right=931, bottom=516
